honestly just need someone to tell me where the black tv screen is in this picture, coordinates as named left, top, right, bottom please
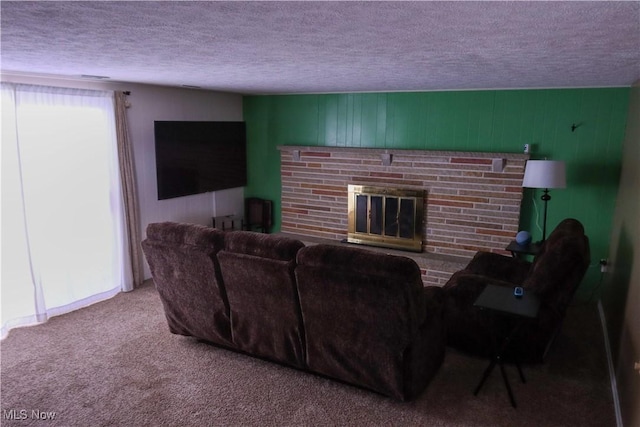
left=154, top=121, right=247, bottom=200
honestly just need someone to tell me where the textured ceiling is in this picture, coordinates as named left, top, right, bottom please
left=1, top=1, right=639, bottom=94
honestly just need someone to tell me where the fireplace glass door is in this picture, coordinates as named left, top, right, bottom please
left=348, top=185, right=424, bottom=252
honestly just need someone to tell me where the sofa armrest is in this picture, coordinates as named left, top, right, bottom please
left=465, top=251, right=531, bottom=285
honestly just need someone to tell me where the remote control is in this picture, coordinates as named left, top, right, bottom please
left=514, top=286, right=524, bottom=298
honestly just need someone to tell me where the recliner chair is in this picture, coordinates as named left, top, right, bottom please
left=442, top=218, right=591, bottom=363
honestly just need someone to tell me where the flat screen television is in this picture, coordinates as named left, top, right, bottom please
left=154, top=121, right=247, bottom=200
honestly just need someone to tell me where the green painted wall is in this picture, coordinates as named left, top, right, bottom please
left=243, top=88, right=630, bottom=299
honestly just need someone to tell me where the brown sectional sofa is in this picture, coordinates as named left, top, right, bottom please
left=142, top=222, right=445, bottom=401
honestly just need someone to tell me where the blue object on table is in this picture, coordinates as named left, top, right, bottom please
left=514, top=286, right=524, bottom=298
left=515, top=230, right=532, bottom=245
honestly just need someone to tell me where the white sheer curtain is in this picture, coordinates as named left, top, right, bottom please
left=1, top=83, right=132, bottom=338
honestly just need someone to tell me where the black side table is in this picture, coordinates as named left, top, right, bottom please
left=473, top=284, right=540, bottom=408
left=505, top=240, right=541, bottom=258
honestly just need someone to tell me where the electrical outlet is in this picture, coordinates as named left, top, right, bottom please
left=599, top=259, right=608, bottom=273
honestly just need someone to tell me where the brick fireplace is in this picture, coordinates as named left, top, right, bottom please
left=278, top=146, right=529, bottom=286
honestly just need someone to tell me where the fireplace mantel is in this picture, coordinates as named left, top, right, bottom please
left=278, top=145, right=529, bottom=286
left=278, top=145, right=528, bottom=162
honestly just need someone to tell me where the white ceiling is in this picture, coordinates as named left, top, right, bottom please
left=1, top=1, right=639, bottom=94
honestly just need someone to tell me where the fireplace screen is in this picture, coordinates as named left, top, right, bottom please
left=347, top=185, right=424, bottom=252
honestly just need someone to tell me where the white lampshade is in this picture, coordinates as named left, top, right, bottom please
left=522, top=160, right=566, bottom=189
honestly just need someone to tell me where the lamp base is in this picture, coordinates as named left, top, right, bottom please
left=541, top=189, right=551, bottom=242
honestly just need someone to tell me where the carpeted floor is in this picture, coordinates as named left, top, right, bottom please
left=1, top=281, right=616, bottom=426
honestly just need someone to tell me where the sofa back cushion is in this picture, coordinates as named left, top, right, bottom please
left=525, top=218, right=590, bottom=307
left=295, top=244, right=425, bottom=399
left=217, top=231, right=306, bottom=367
left=141, top=222, right=231, bottom=346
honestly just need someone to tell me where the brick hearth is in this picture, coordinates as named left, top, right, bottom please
left=278, top=146, right=529, bottom=286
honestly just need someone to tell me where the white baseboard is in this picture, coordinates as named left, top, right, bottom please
left=598, top=300, right=623, bottom=427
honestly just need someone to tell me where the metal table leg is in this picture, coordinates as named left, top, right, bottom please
left=473, top=319, right=527, bottom=408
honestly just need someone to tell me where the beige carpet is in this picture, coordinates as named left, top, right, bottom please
left=1, top=281, right=616, bottom=426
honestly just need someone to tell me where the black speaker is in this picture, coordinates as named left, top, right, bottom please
left=245, top=198, right=272, bottom=233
